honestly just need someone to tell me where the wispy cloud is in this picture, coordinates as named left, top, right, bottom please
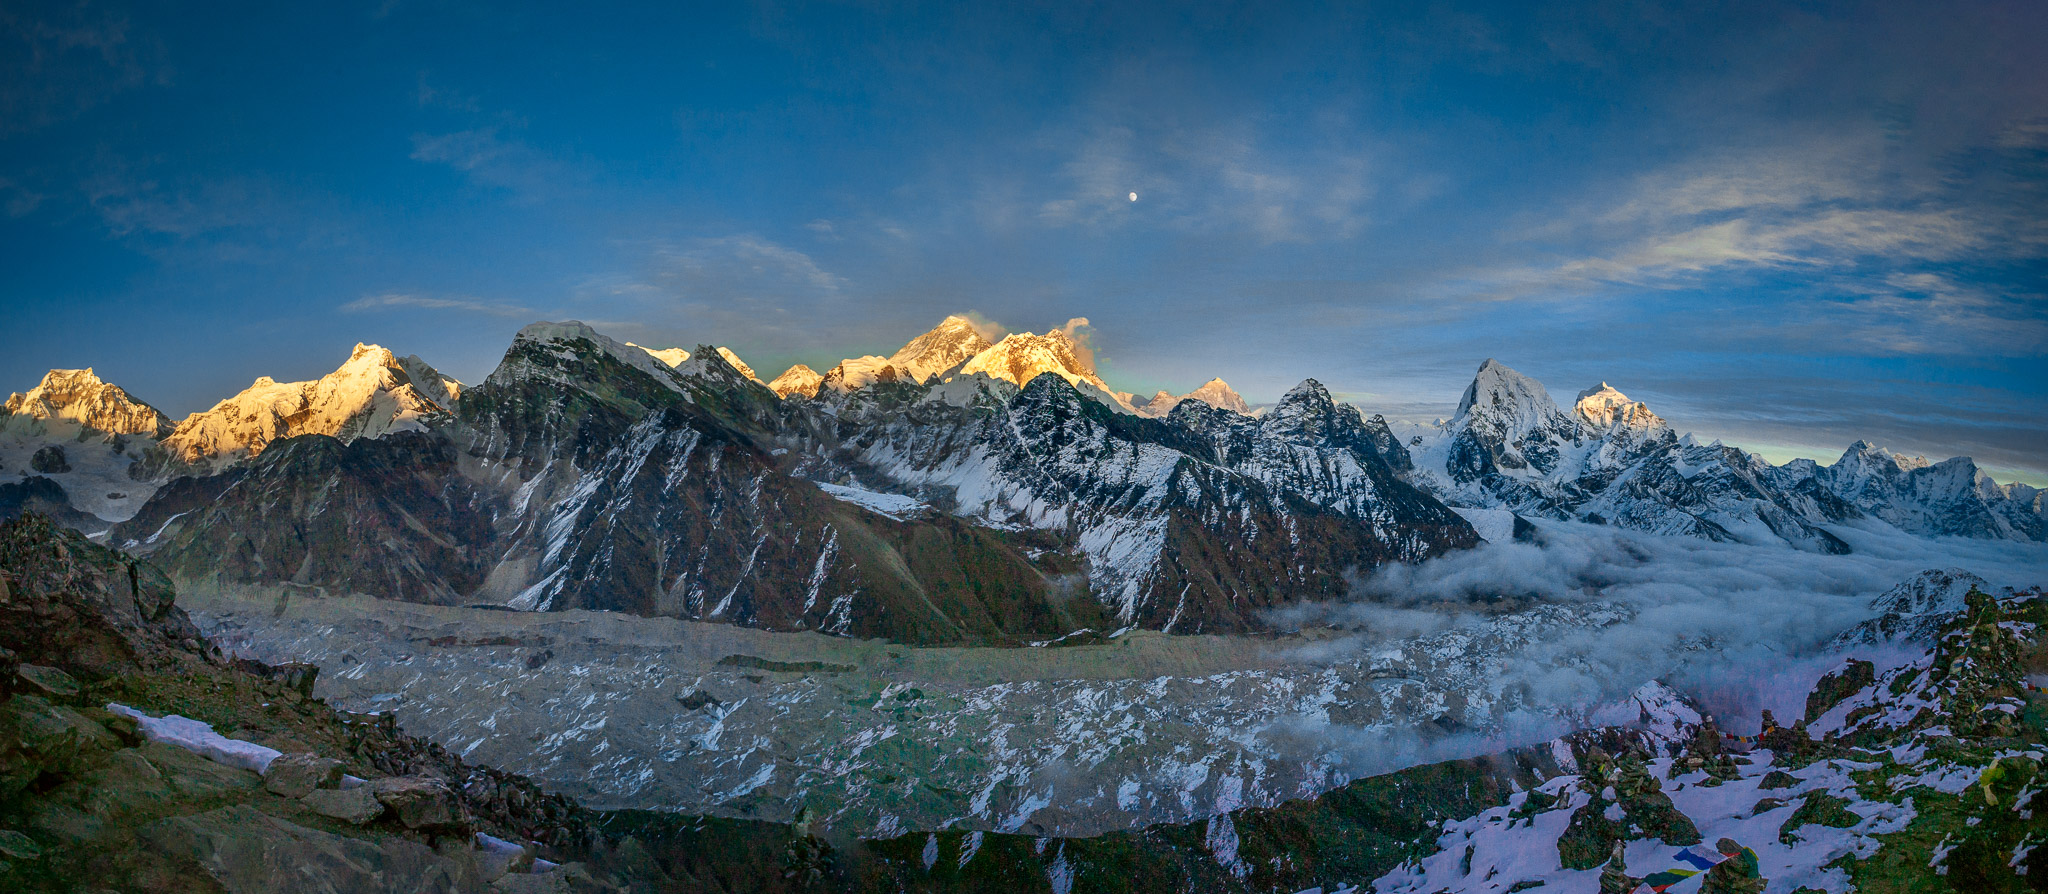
left=1548, top=208, right=1987, bottom=285
left=664, top=234, right=845, bottom=293
left=410, top=128, right=581, bottom=200
left=77, top=162, right=344, bottom=253
left=340, top=293, right=535, bottom=317
left=1431, top=131, right=2045, bottom=368
left=413, top=74, right=481, bottom=113
left=0, top=177, right=43, bottom=217
left=1811, top=272, right=2047, bottom=357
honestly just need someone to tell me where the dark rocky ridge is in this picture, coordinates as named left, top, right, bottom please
left=811, top=371, right=1476, bottom=633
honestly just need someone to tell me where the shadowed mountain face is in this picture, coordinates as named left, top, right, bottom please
left=113, top=431, right=498, bottom=605
left=93, top=321, right=1479, bottom=644
left=807, top=370, right=1476, bottom=633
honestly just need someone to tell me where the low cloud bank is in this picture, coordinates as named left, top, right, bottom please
left=1270, top=519, right=2048, bottom=736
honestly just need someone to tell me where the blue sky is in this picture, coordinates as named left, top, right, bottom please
left=2, top=1, right=2044, bottom=482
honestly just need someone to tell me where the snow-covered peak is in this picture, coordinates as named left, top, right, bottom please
left=820, top=355, right=910, bottom=393
left=1837, top=439, right=1931, bottom=474
left=959, top=329, right=1101, bottom=391
left=1183, top=378, right=1252, bottom=415
left=1273, top=378, right=1336, bottom=411
left=2, top=368, right=172, bottom=440
left=1134, top=379, right=1251, bottom=419
left=496, top=322, right=700, bottom=399
left=1452, top=359, right=1574, bottom=442
left=1133, top=390, right=1182, bottom=417
left=161, top=343, right=462, bottom=469
left=768, top=364, right=825, bottom=399
left=628, top=343, right=692, bottom=368
left=1572, top=382, right=1666, bottom=432
left=887, top=314, right=994, bottom=384
left=1259, top=379, right=1354, bottom=440
left=1824, top=440, right=1932, bottom=499
left=715, top=347, right=762, bottom=383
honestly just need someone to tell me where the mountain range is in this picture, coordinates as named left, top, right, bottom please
left=4, top=315, right=2042, bottom=645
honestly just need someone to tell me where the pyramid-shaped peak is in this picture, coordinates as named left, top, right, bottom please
left=1268, top=380, right=1339, bottom=423
left=1185, top=378, right=1251, bottom=414
left=1278, top=378, right=1331, bottom=403
left=768, top=364, right=824, bottom=399
left=1452, top=359, right=1578, bottom=446
left=1263, top=378, right=1364, bottom=439
left=1456, top=359, right=1555, bottom=417
left=888, top=315, right=996, bottom=384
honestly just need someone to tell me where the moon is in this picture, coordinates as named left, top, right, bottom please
left=1129, top=192, right=1138, bottom=202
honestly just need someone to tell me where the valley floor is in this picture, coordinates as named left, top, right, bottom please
left=186, top=583, right=1608, bottom=838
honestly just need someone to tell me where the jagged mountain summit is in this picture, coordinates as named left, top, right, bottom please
left=160, top=343, right=462, bottom=471
left=956, top=326, right=1115, bottom=395
left=630, top=342, right=767, bottom=384
left=884, top=313, right=994, bottom=383
left=1572, top=382, right=1665, bottom=433
left=808, top=315, right=996, bottom=395
left=0, top=368, right=175, bottom=523
left=1410, top=359, right=1855, bottom=552
left=768, top=363, right=825, bottom=398
left=1772, top=440, right=2045, bottom=541
left=4, top=316, right=2043, bottom=646
left=798, top=316, right=1140, bottom=412
left=1134, top=377, right=1252, bottom=417
left=1, top=368, right=173, bottom=440
left=1404, top=358, right=2045, bottom=550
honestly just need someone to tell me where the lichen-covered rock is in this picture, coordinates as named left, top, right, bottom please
left=303, top=786, right=384, bottom=825
left=261, top=752, right=343, bottom=798
left=372, top=776, right=466, bottom=831
left=1805, top=659, right=1874, bottom=723
left=16, top=664, right=79, bottom=700
left=140, top=805, right=487, bottom=893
